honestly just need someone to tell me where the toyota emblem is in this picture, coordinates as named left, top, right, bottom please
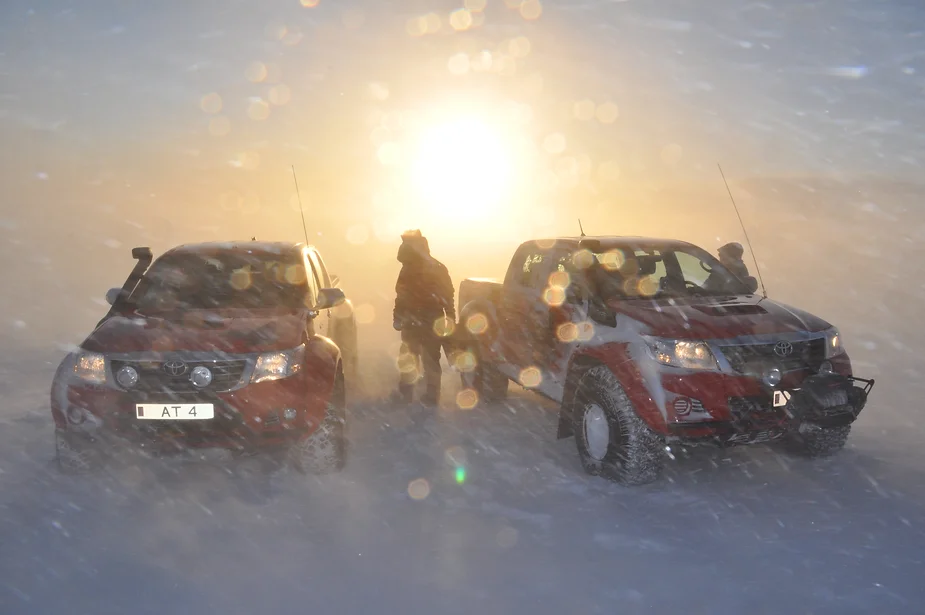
left=773, top=341, right=794, bottom=358
left=163, top=359, right=189, bottom=377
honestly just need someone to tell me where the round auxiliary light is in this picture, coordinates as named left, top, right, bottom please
left=66, top=406, right=86, bottom=425
left=283, top=408, right=298, bottom=420
left=819, top=361, right=834, bottom=375
left=764, top=367, right=782, bottom=387
left=116, top=365, right=139, bottom=389
left=190, top=366, right=213, bottom=388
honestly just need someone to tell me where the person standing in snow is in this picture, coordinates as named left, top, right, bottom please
left=392, top=229, right=456, bottom=407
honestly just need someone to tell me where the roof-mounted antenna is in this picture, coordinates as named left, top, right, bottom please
left=578, top=218, right=586, bottom=238
left=291, top=165, right=310, bottom=245
left=718, top=163, right=767, bottom=298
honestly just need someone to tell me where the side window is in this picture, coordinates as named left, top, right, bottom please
left=302, top=253, right=319, bottom=306
left=635, top=250, right=666, bottom=285
left=518, top=252, right=551, bottom=289
left=675, top=250, right=711, bottom=287
left=306, top=249, right=330, bottom=288
left=554, top=252, right=588, bottom=302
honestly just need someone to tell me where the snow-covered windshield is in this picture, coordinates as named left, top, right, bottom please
left=131, top=252, right=309, bottom=312
left=578, top=243, right=753, bottom=301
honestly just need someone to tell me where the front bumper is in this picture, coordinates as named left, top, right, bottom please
left=56, top=376, right=328, bottom=455
left=665, top=374, right=874, bottom=446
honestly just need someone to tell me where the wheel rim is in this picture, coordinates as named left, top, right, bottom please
left=583, top=403, right=610, bottom=461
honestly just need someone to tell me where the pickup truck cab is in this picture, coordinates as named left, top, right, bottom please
left=456, top=236, right=874, bottom=485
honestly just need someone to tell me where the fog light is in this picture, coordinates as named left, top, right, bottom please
left=116, top=365, right=139, bottom=389
left=282, top=408, right=298, bottom=421
left=190, top=366, right=213, bottom=388
left=764, top=367, right=782, bottom=387
left=819, top=361, right=834, bottom=375
left=66, top=406, right=86, bottom=425
left=672, top=397, right=693, bottom=416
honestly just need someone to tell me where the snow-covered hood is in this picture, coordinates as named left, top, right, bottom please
left=80, top=309, right=306, bottom=354
left=608, top=295, right=832, bottom=340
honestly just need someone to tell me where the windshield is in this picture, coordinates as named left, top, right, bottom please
left=577, top=243, right=753, bottom=301
left=131, top=252, right=309, bottom=312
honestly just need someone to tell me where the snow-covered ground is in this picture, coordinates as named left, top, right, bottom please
left=2, top=346, right=924, bottom=614
left=3, top=0, right=925, bottom=612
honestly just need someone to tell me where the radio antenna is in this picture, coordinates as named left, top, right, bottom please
left=718, top=163, right=767, bottom=298
left=578, top=218, right=586, bottom=237
left=291, top=165, right=310, bottom=245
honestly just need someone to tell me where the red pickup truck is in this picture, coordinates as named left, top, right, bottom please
left=50, top=241, right=358, bottom=475
left=456, top=236, right=874, bottom=485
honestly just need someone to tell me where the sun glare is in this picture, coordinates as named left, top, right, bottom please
left=410, top=118, right=513, bottom=216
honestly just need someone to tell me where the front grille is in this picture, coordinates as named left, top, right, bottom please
left=111, top=359, right=248, bottom=394
left=720, top=338, right=825, bottom=375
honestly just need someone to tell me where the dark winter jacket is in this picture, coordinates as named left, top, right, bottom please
left=393, top=230, right=455, bottom=328
left=718, top=242, right=751, bottom=280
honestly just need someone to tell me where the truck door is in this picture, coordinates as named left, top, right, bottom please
left=533, top=251, right=589, bottom=377
left=498, top=245, right=556, bottom=370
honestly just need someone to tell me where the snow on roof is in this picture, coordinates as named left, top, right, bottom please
left=527, top=236, right=697, bottom=249
left=162, top=240, right=309, bottom=258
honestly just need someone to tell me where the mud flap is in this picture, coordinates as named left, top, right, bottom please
left=556, top=368, right=585, bottom=439
left=556, top=408, right=574, bottom=439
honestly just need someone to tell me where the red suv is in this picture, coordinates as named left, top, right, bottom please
left=50, top=241, right=358, bottom=474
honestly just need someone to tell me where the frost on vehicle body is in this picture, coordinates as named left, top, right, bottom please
left=457, top=236, right=875, bottom=485
left=49, top=241, right=358, bottom=475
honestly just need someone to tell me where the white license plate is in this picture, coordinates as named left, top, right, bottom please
left=773, top=390, right=792, bottom=408
left=135, top=403, right=214, bottom=420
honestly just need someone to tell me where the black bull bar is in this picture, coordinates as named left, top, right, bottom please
left=782, top=373, right=875, bottom=428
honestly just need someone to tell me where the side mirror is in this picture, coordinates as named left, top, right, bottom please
left=565, top=284, right=586, bottom=306
left=315, top=287, right=346, bottom=310
left=744, top=276, right=759, bottom=294
left=132, top=247, right=153, bottom=261
left=587, top=298, right=616, bottom=328
left=105, top=287, right=123, bottom=306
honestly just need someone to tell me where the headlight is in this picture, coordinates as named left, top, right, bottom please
left=74, top=352, right=106, bottom=384
left=251, top=345, right=305, bottom=384
left=642, top=336, right=718, bottom=371
left=824, top=327, right=844, bottom=358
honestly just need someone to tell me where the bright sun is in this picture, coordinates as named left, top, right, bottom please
left=410, top=118, right=513, bottom=216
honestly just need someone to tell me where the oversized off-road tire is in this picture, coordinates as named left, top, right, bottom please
left=289, top=374, right=347, bottom=474
left=460, top=345, right=508, bottom=403
left=55, top=431, right=101, bottom=475
left=571, top=366, right=665, bottom=486
left=786, top=424, right=851, bottom=458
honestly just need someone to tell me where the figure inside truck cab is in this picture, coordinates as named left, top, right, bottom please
left=705, top=242, right=759, bottom=294
left=392, top=229, right=456, bottom=408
